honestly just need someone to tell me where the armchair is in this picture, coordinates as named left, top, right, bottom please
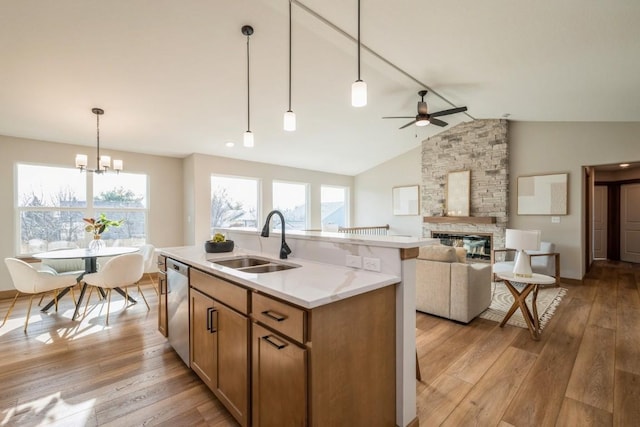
left=492, top=241, right=560, bottom=285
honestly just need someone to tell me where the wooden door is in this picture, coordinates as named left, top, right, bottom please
left=190, top=288, right=217, bottom=390
left=621, top=183, right=640, bottom=263
left=215, top=303, right=249, bottom=427
left=593, top=185, right=608, bottom=259
left=252, top=323, right=307, bottom=427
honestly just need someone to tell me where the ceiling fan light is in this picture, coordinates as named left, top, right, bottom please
left=243, top=131, right=254, bottom=148
left=352, top=80, right=367, bottom=107
left=284, top=110, right=296, bottom=131
left=415, top=118, right=430, bottom=127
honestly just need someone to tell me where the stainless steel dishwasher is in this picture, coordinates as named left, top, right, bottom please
left=166, top=258, right=190, bottom=367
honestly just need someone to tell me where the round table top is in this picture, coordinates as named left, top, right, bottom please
left=33, top=246, right=139, bottom=260
left=496, top=271, right=556, bottom=285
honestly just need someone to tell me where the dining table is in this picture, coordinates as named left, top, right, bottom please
left=33, top=246, right=140, bottom=320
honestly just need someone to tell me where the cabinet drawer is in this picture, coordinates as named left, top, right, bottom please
left=191, top=268, right=248, bottom=314
left=252, top=293, right=306, bottom=344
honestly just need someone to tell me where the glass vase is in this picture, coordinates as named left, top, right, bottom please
left=88, top=235, right=105, bottom=253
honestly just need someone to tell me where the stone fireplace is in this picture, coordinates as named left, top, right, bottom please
left=421, top=119, right=509, bottom=250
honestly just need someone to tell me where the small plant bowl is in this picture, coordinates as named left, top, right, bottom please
left=205, top=240, right=235, bottom=253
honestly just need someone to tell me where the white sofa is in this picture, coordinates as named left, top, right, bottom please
left=492, top=241, right=560, bottom=285
left=416, top=245, right=492, bottom=323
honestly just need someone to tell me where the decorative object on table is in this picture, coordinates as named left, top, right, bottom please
left=205, top=233, right=234, bottom=253
left=83, top=213, right=124, bottom=252
left=505, top=228, right=541, bottom=278
left=479, top=281, right=567, bottom=331
left=392, top=185, right=420, bottom=215
left=517, top=173, right=568, bottom=215
left=75, top=108, right=124, bottom=174
left=446, top=170, right=470, bottom=216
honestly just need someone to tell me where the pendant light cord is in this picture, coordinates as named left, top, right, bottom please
left=246, top=33, right=251, bottom=131
left=288, top=0, right=292, bottom=111
left=357, top=0, right=361, bottom=81
left=96, top=112, right=101, bottom=166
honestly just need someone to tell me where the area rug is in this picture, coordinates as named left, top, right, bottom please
left=479, top=282, right=568, bottom=330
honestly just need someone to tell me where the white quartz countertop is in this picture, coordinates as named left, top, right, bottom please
left=160, top=246, right=401, bottom=309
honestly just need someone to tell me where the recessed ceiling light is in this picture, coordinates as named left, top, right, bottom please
left=620, top=163, right=630, bottom=168
left=225, top=141, right=235, bottom=148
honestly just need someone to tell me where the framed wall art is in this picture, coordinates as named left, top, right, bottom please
left=393, top=185, right=420, bottom=215
left=446, top=170, right=470, bottom=216
left=517, top=172, right=568, bottom=215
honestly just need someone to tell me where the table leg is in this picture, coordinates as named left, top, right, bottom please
left=114, top=287, right=137, bottom=304
left=40, top=286, right=71, bottom=312
left=500, top=280, right=540, bottom=340
left=72, top=283, right=89, bottom=321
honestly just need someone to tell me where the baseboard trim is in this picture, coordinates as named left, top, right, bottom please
left=560, top=276, right=583, bottom=286
left=403, top=416, right=420, bottom=427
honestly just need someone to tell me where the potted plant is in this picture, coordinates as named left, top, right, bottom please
left=205, top=232, right=234, bottom=253
left=83, top=213, right=124, bottom=252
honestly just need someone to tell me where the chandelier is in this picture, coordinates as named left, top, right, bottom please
left=75, top=108, right=123, bottom=174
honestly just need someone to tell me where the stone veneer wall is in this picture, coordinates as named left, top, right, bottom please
left=421, top=119, right=509, bottom=249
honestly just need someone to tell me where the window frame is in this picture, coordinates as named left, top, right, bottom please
left=272, top=179, right=310, bottom=231
left=321, top=184, right=350, bottom=228
left=15, top=162, right=149, bottom=255
left=210, top=173, right=262, bottom=232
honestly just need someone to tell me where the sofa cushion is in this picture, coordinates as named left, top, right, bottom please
left=418, top=245, right=457, bottom=263
left=454, top=247, right=467, bottom=263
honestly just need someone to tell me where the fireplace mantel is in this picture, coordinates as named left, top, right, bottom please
left=423, top=216, right=496, bottom=225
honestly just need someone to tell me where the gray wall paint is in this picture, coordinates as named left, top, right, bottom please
left=354, top=147, right=423, bottom=237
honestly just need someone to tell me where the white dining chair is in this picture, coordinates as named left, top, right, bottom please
left=139, top=244, right=159, bottom=295
left=81, top=253, right=145, bottom=325
left=3, top=258, right=77, bottom=332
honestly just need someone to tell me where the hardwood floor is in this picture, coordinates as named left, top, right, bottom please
left=0, top=261, right=638, bottom=426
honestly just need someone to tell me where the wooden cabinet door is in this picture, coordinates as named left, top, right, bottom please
left=190, top=288, right=217, bottom=390
left=215, top=303, right=249, bottom=427
left=252, top=323, right=307, bottom=427
left=157, top=270, right=167, bottom=337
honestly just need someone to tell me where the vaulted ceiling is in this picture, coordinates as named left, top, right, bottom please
left=1, top=1, right=639, bottom=175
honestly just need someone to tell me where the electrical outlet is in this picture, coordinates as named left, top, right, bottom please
left=346, top=254, right=362, bottom=268
left=551, top=216, right=560, bottom=223
left=363, top=257, right=381, bottom=272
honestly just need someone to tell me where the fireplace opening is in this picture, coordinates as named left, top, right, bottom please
left=431, top=232, right=492, bottom=263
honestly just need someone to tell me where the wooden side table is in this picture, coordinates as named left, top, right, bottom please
left=496, top=272, right=556, bottom=340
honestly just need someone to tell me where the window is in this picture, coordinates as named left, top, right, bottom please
left=16, top=164, right=148, bottom=254
left=211, top=175, right=259, bottom=232
left=272, top=181, right=308, bottom=230
left=321, top=185, right=348, bottom=228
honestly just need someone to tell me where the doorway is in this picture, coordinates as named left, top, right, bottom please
left=587, top=162, right=640, bottom=266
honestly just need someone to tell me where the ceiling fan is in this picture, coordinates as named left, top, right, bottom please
left=383, top=90, right=468, bottom=129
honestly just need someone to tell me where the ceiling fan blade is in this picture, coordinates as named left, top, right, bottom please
left=429, top=106, right=468, bottom=118
left=399, top=120, right=416, bottom=129
left=382, top=116, right=415, bottom=119
left=429, top=117, right=448, bottom=127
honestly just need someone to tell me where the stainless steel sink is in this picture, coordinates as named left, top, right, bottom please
left=210, top=256, right=299, bottom=274
left=238, top=264, right=297, bottom=273
left=212, top=256, right=270, bottom=269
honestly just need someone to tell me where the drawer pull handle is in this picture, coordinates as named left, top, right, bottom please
left=207, top=307, right=218, bottom=333
left=262, top=335, right=287, bottom=350
left=262, top=310, right=287, bottom=322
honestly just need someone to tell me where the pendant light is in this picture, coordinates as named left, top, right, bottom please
left=351, top=0, right=367, bottom=107
left=242, top=25, right=255, bottom=147
left=75, top=108, right=123, bottom=174
left=283, top=0, right=296, bottom=131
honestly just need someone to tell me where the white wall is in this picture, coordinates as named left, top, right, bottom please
left=354, top=147, right=422, bottom=237
left=0, top=135, right=184, bottom=291
left=353, top=122, right=640, bottom=280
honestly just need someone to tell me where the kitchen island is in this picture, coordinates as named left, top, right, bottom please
left=161, top=229, right=435, bottom=426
